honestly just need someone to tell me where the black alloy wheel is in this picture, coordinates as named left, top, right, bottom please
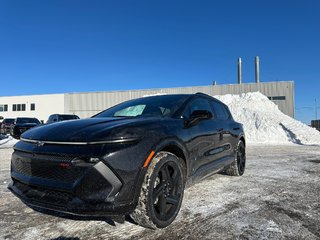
left=131, top=152, right=185, bottom=229
left=225, top=140, right=246, bottom=176
left=152, top=161, right=183, bottom=222
left=237, top=141, right=246, bottom=175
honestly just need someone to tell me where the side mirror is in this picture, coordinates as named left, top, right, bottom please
left=186, top=110, right=212, bottom=127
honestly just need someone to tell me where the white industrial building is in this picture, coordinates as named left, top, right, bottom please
left=0, top=81, right=294, bottom=122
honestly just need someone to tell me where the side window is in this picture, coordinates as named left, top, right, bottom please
left=211, top=101, right=230, bottom=120
left=184, top=98, right=212, bottom=118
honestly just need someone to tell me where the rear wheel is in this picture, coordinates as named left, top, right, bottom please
left=225, top=140, right=246, bottom=176
left=131, top=151, right=185, bottom=229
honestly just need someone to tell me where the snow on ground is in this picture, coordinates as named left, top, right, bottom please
left=0, top=135, right=18, bottom=149
left=215, top=92, right=320, bottom=145
left=1, top=145, right=320, bottom=239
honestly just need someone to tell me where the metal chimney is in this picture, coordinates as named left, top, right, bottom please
left=255, top=56, right=260, bottom=83
left=238, top=58, right=242, bottom=84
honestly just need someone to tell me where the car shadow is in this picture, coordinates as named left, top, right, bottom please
left=28, top=205, right=121, bottom=226
left=50, top=237, right=80, bottom=240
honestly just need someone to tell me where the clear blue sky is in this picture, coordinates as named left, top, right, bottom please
left=0, top=0, right=319, bottom=123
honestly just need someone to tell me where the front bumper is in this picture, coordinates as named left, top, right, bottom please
left=8, top=180, right=132, bottom=217
left=8, top=141, right=154, bottom=216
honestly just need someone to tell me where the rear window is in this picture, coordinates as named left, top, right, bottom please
left=59, top=115, right=79, bottom=121
left=16, top=118, right=40, bottom=124
left=4, top=119, right=14, bottom=124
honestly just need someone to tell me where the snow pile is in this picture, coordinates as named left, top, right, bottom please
left=215, top=92, right=320, bottom=145
left=0, top=135, right=18, bottom=149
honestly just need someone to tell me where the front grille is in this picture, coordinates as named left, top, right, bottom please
left=14, top=151, right=76, bottom=162
left=12, top=150, right=86, bottom=184
left=15, top=181, right=72, bottom=205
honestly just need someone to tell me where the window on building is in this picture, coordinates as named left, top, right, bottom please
left=272, top=96, right=286, bottom=100
left=12, top=104, right=27, bottom=111
left=268, top=96, right=286, bottom=101
left=30, top=103, right=35, bottom=111
left=0, top=104, right=8, bottom=112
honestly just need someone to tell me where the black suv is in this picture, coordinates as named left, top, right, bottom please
left=10, top=117, right=41, bottom=139
left=9, top=93, right=245, bottom=229
left=46, top=114, right=80, bottom=124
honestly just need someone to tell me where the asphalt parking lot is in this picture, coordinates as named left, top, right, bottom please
left=0, top=144, right=319, bottom=240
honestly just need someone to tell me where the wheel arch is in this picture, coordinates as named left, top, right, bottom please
left=132, top=138, right=189, bottom=213
left=155, top=138, right=189, bottom=177
left=239, top=135, right=246, bottom=147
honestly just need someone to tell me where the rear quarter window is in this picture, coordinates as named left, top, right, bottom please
left=210, top=101, right=230, bottom=120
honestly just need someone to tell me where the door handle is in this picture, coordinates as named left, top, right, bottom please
left=216, top=128, right=224, bottom=132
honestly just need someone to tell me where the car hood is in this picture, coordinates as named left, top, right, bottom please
left=21, top=117, right=154, bottom=143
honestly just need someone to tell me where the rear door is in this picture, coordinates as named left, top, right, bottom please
left=209, top=100, right=235, bottom=160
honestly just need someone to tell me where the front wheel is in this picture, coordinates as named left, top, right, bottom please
left=131, top=151, right=186, bottom=229
left=225, top=140, right=246, bottom=176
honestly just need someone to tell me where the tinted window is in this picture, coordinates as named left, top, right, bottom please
left=16, top=118, right=40, bottom=124
left=4, top=119, right=14, bottom=124
left=211, top=101, right=230, bottom=120
left=47, top=115, right=57, bottom=123
left=59, top=115, right=79, bottom=121
left=95, top=95, right=189, bottom=118
left=184, top=97, right=212, bottom=118
left=31, top=103, right=35, bottom=111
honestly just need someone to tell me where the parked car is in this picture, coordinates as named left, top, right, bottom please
left=46, top=114, right=80, bottom=124
left=10, top=117, right=41, bottom=139
left=0, top=118, right=15, bottom=135
left=8, top=93, right=245, bottom=229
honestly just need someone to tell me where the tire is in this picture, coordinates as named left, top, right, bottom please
left=225, top=140, right=246, bottom=176
left=131, top=151, right=186, bottom=229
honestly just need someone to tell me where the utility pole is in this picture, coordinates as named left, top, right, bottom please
left=238, top=58, right=242, bottom=84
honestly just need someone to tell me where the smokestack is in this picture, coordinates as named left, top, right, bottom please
left=238, top=58, right=242, bottom=84
left=255, top=56, right=260, bottom=83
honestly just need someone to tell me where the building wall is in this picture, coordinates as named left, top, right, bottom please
left=0, top=81, right=294, bottom=121
left=0, top=94, right=65, bottom=122
left=66, top=81, right=294, bottom=118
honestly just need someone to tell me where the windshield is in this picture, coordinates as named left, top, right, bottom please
left=94, top=95, right=189, bottom=118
